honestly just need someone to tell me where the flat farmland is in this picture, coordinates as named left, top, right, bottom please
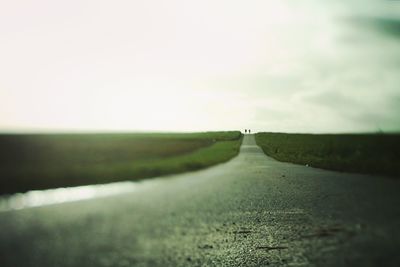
left=0, top=131, right=242, bottom=194
left=255, top=132, right=400, bottom=177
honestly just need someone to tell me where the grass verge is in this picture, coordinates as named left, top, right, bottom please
left=0, top=131, right=242, bottom=194
left=255, top=132, right=400, bottom=177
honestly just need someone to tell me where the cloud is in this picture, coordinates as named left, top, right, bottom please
left=303, top=91, right=361, bottom=111
left=343, top=16, right=400, bottom=39
left=300, top=89, right=400, bottom=132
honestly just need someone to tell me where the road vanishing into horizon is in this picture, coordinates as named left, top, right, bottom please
left=1, top=135, right=400, bottom=267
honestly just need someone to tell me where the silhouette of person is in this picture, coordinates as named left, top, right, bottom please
left=245, top=129, right=247, bottom=134
left=249, top=129, right=251, bottom=134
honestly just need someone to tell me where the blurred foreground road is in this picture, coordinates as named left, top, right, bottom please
left=1, top=135, right=400, bottom=267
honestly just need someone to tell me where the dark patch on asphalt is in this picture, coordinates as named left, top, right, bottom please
left=304, top=225, right=346, bottom=238
left=233, top=229, right=252, bottom=234
left=255, top=245, right=288, bottom=251
left=198, top=244, right=213, bottom=249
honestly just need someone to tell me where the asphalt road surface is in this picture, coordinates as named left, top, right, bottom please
left=1, top=135, right=400, bottom=267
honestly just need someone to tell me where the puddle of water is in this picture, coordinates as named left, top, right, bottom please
left=0, top=181, right=139, bottom=212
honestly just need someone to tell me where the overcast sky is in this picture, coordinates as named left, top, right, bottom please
left=1, top=0, right=399, bottom=133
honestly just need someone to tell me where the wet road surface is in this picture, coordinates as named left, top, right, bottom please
left=1, top=135, right=400, bottom=266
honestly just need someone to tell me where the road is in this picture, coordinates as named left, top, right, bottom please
left=1, top=135, right=400, bottom=266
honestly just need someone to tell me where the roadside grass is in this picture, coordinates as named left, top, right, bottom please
left=0, top=131, right=242, bottom=194
left=255, top=132, right=400, bottom=177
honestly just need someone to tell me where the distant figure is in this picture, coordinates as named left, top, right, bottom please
left=249, top=129, right=251, bottom=134
left=245, top=129, right=247, bottom=134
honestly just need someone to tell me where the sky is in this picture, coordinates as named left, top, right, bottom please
left=1, top=0, right=400, bottom=133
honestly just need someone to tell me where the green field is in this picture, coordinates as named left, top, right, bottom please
left=0, top=131, right=242, bottom=195
left=255, top=132, right=400, bottom=177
